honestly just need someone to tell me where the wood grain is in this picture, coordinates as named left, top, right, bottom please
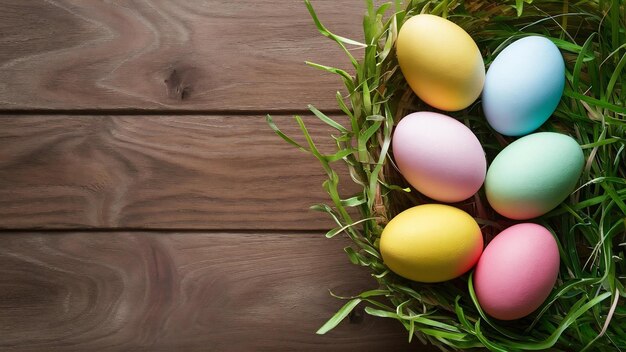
left=0, top=0, right=363, bottom=111
left=0, top=231, right=419, bottom=351
left=0, top=115, right=359, bottom=230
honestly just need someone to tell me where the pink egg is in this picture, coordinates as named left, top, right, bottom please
left=392, top=112, right=486, bottom=202
left=474, top=223, right=560, bottom=320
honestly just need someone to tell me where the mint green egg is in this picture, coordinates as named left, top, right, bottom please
left=486, top=132, right=584, bottom=220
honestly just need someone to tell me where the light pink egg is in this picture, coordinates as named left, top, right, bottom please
left=474, top=223, right=560, bottom=320
left=392, top=112, right=486, bottom=202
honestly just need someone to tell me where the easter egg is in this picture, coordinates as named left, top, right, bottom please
left=380, top=204, right=483, bottom=283
left=474, top=223, right=560, bottom=320
left=485, top=132, right=584, bottom=219
left=482, top=36, right=565, bottom=136
left=392, top=112, right=486, bottom=203
left=396, top=14, right=485, bottom=111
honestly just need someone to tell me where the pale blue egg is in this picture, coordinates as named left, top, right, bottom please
left=482, top=36, right=565, bottom=136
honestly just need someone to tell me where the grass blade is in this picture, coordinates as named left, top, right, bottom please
left=316, top=298, right=362, bottom=334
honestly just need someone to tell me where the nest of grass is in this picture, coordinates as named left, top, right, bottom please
left=268, top=0, right=626, bottom=350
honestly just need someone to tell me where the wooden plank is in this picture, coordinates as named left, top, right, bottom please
left=0, top=115, right=359, bottom=230
left=0, top=231, right=420, bottom=351
left=0, top=0, right=363, bottom=111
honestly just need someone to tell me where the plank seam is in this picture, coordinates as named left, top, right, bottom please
left=0, top=228, right=331, bottom=234
left=0, top=109, right=344, bottom=116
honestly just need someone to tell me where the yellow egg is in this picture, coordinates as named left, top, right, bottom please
left=396, top=14, right=485, bottom=111
left=380, top=204, right=483, bottom=283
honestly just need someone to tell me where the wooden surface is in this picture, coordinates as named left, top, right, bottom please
left=0, top=115, right=358, bottom=230
left=0, top=232, right=411, bottom=351
left=0, top=0, right=423, bottom=351
left=0, top=0, right=360, bottom=111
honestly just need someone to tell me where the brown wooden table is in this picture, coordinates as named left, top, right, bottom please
left=0, top=1, right=424, bottom=351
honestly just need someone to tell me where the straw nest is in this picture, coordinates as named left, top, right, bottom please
left=268, top=1, right=626, bottom=350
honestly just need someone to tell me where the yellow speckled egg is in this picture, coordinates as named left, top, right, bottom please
left=396, top=14, right=485, bottom=111
left=380, top=204, right=483, bottom=283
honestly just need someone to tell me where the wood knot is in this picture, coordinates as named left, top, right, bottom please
left=164, top=68, right=194, bottom=101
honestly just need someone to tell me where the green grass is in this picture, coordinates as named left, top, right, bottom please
left=268, top=0, right=626, bottom=350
